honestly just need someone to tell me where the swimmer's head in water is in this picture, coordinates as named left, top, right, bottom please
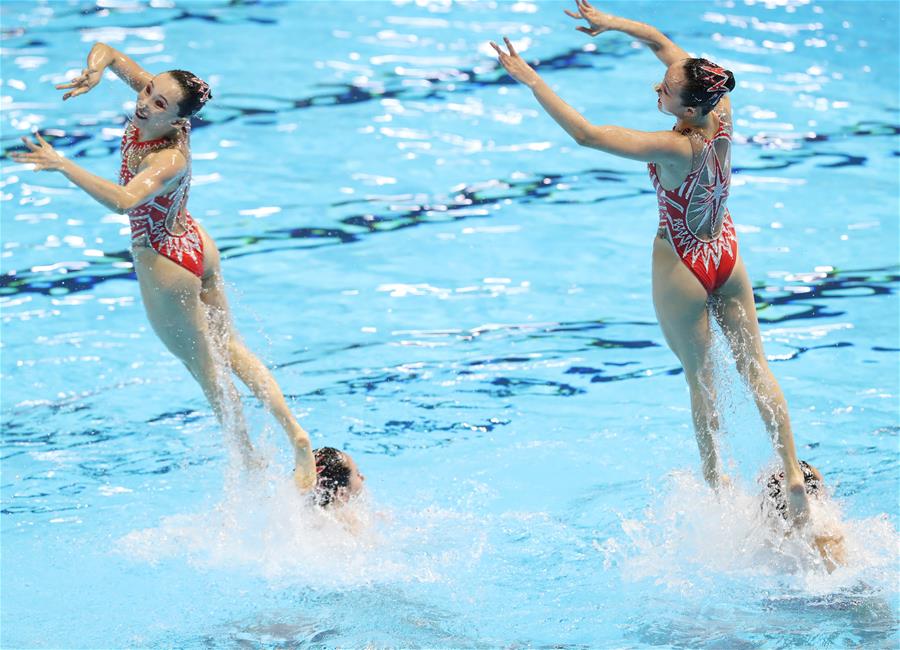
left=763, top=460, right=823, bottom=520
left=313, top=447, right=365, bottom=508
left=656, top=58, right=735, bottom=117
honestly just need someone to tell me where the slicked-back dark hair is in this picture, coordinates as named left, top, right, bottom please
left=165, top=69, right=212, bottom=118
left=763, top=459, right=822, bottom=520
left=313, top=447, right=352, bottom=508
left=680, top=58, right=736, bottom=115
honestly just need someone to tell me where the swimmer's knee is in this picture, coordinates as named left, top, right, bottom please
left=225, top=343, right=245, bottom=371
left=682, top=354, right=713, bottom=383
left=738, top=355, right=772, bottom=387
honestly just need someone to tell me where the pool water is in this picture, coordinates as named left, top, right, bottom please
left=2, top=1, right=898, bottom=647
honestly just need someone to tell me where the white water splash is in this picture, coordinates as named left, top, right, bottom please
left=116, top=464, right=487, bottom=590
left=601, top=471, right=899, bottom=597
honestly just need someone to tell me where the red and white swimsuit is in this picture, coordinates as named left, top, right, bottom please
left=120, top=122, right=204, bottom=278
left=648, top=109, right=738, bottom=293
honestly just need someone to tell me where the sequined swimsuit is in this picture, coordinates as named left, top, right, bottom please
left=120, top=122, right=204, bottom=278
left=648, top=108, right=738, bottom=294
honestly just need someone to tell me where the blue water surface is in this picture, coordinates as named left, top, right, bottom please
left=2, top=1, right=898, bottom=647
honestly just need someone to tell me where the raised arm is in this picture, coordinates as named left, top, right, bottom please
left=565, top=0, right=689, bottom=67
left=57, top=43, right=152, bottom=100
left=490, top=38, right=690, bottom=165
left=11, top=133, right=185, bottom=213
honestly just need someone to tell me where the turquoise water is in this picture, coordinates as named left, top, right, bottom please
left=2, top=1, right=898, bottom=647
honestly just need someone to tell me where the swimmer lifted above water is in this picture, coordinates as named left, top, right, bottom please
left=491, top=1, right=816, bottom=525
left=11, top=43, right=317, bottom=491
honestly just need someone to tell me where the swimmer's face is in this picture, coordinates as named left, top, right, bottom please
left=134, top=73, right=185, bottom=128
left=340, top=453, right=366, bottom=501
left=655, top=60, right=697, bottom=118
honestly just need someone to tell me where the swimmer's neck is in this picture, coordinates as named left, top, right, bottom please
left=135, top=121, right=183, bottom=143
left=674, top=111, right=716, bottom=134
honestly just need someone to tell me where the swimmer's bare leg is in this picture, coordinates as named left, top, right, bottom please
left=226, top=338, right=316, bottom=489
left=134, top=249, right=258, bottom=470
left=714, top=256, right=809, bottom=524
left=690, top=372, right=721, bottom=488
left=652, top=238, right=725, bottom=489
left=196, top=228, right=316, bottom=489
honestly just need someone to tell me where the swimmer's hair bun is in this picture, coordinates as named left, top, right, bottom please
left=166, top=69, right=213, bottom=118
left=723, top=69, right=736, bottom=93
left=762, top=459, right=822, bottom=520
left=682, top=58, right=737, bottom=113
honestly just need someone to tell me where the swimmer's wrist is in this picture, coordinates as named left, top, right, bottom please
left=87, top=43, right=114, bottom=71
left=57, top=158, right=75, bottom=175
left=526, top=75, right=545, bottom=90
left=603, top=16, right=620, bottom=32
left=609, top=16, right=650, bottom=39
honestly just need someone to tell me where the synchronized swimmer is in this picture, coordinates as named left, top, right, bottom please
left=490, top=0, right=839, bottom=536
left=11, top=1, right=847, bottom=551
left=10, top=43, right=365, bottom=506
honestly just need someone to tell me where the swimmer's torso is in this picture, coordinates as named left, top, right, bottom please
left=648, top=107, right=738, bottom=293
left=120, top=121, right=204, bottom=277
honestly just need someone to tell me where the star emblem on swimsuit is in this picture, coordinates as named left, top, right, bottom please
left=694, top=146, right=730, bottom=232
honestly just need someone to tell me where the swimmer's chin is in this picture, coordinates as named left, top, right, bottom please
left=334, top=503, right=367, bottom=535
left=312, top=494, right=371, bottom=537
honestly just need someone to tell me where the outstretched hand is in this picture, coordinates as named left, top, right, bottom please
left=564, top=0, right=617, bottom=37
left=489, top=37, right=540, bottom=88
left=56, top=67, right=102, bottom=100
left=9, top=133, right=66, bottom=172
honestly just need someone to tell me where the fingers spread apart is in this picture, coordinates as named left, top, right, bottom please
left=21, top=136, right=40, bottom=152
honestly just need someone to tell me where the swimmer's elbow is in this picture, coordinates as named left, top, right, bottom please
left=116, top=201, right=139, bottom=214
left=574, top=126, right=641, bottom=159
left=572, top=130, right=592, bottom=148
left=573, top=125, right=607, bottom=149
left=115, top=195, right=140, bottom=213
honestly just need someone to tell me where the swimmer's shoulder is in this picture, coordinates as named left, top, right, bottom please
left=135, top=147, right=189, bottom=183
